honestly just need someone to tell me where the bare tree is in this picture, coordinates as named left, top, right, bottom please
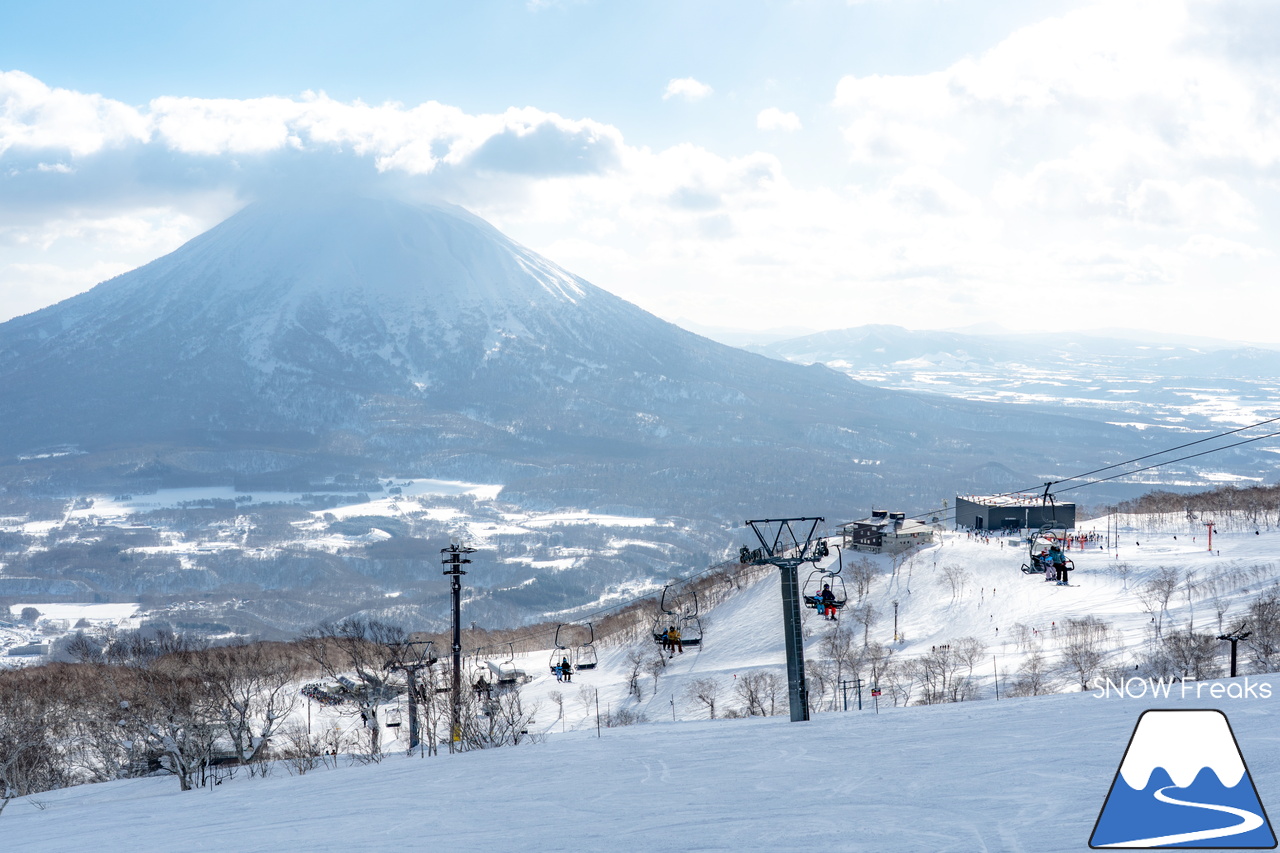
left=938, top=563, right=969, bottom=603
left=849, top=556, right=877, bottom=601
left=645, top=654, right=667, bottom=698
left=848, top=603, right=879, bottom=647
left=301, top=618, right=406, bottom=756
left=685, top=678, right=722, bottom=719
left=732, top=666, right=768, bottom=712
left=198, top=642, right=305, bottom=768
left=1245, top=592, right=1280, bottom=673
left=1007, top=653, right=1052, bottom=697
left=1161, top=630, right=1222, bottom=681
left=1060, top=616, right=1111, bottom=691
left=623, top=650, right=647, bottom=700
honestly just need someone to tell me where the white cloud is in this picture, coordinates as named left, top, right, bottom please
left=756, top=108, right=801, bottom=132
left=5, top=1, right=1280, bottom=344
left=662, top=78, right=713, bottom=101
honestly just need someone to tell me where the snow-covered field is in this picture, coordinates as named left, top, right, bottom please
left=5, top=672, right=1277, bottom=852
left=6, top=519, right=1280, bottom=851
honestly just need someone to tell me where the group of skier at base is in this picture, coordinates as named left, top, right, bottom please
left=1033, top=542, right=1073, bottom=585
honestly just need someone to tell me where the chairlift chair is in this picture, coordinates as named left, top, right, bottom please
left=652, top=585, right=703, bottom=649
left=801, top=543, right=849, bottom=618
left=1020, top=523, right=1074, bottom=575
left=549, top=625, right=573, bottom=678
left=574, top=622, right=598, bottom=671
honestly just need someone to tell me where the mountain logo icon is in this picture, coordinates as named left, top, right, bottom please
left=1090, top=709, right=1276, bottom=848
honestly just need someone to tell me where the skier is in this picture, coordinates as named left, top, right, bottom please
left=819, top=583, right=838, bottom=620
left=1048, top=544, right=1068, bottom=583
left=560, top=656, right=572, bottom=683
left=667, top=625, right=683, bottom=655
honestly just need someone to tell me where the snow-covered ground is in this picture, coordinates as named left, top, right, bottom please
left=6, top=519, right=1280, bottom=851
left=5, top=672, right=1278, bottom=852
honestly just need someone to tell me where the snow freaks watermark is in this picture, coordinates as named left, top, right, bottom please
left=1089, top=710, right=1276, bottom=848
left=1092, top=677, right=1273, bottom=701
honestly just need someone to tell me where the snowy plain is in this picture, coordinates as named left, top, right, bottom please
left=7, top=520, right=1280, bottom=852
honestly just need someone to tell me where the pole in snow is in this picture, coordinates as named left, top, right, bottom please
left=442, top=543, right=475, bottom=754
left=745, top=517, right=824, bottom=723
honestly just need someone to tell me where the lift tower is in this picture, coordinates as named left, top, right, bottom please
left=385, top=639, right=438, bottom=754
left=743, top=517, right=826, bottom=722
left=441, top=543, right=475, bottom=753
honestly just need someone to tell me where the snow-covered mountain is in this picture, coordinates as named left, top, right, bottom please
left=0, top=195, right=1153, bottom=518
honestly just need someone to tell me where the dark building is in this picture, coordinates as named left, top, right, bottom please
left=954, top=495, right=1075, bottom=531
left=840, top=510, right=935, bottom=554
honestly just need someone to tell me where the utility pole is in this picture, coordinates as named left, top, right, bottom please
left=744, top=517, right=824, bottom=722
left=442, top=543, right=475, bottom=753
left=1204, top=521, right=1216, bottom=553
left=893, top=600, right=899, bottom=643
left=1218, top=628, right=1250, bottom=678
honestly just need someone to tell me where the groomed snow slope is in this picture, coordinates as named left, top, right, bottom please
left=6, top=522, right=1280, bottom=852
left=7, top=681, right=1278, bottom=853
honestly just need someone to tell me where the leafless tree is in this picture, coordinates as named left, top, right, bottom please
left=1007, top=653, right=1052, bottom=697
left=737, top=666, right=762, bottom=712
left=1160, top=630, right=1222, bottom=681
left=301, top=618, right=406, bottom=756
left=938, top=563, right=969, bottom=603
left=198, top=642, right=305, bottom=768
left=685, top=678, right=722, bottom=719
left=1060, top=616, right=1111, bottom=691
left=645, top=654, right=667, bottom=698
left=623, top=650, right=646, bottom=700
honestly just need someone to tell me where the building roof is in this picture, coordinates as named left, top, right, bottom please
left=956, top=494, right=1076, bottom=508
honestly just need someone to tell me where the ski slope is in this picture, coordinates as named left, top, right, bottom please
left=6, top=522, right=1280, bottom=852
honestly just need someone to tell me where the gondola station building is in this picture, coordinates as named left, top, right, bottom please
left=954, top=494, right=1076, bottom=531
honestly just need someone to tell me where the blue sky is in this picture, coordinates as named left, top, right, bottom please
left=3, top=0, right=1279, bottom=342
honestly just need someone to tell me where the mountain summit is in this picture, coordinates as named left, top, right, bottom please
left=0, top=194, right=1140, bottom=515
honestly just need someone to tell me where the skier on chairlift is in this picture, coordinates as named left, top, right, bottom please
left=1048, top=543, right=1068, bottom=584
left=819, top=583, right=838, bottom=620
left=667, top=625, right=683, bottom=656
left=560, top=656, right=573, bottom=682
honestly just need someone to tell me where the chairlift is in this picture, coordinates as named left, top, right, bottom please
left=549, top=625, right=574, bottom=680
left=1018, top=486, right=1075, bottom=582
left=802, top=542, right=848, bottom=619
left=574, top=622, right=598, bottom=671
left=652, top=584, right=703, bottom=649
left=494, top=642, right=530, bottom=686
left=385, top=706, right=403, bottom=729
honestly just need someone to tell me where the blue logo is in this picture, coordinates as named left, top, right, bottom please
left=1091, top=709, right=1276, bottom=848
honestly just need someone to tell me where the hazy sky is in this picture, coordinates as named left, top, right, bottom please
left=3, top=0, right=1278, bottom=342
